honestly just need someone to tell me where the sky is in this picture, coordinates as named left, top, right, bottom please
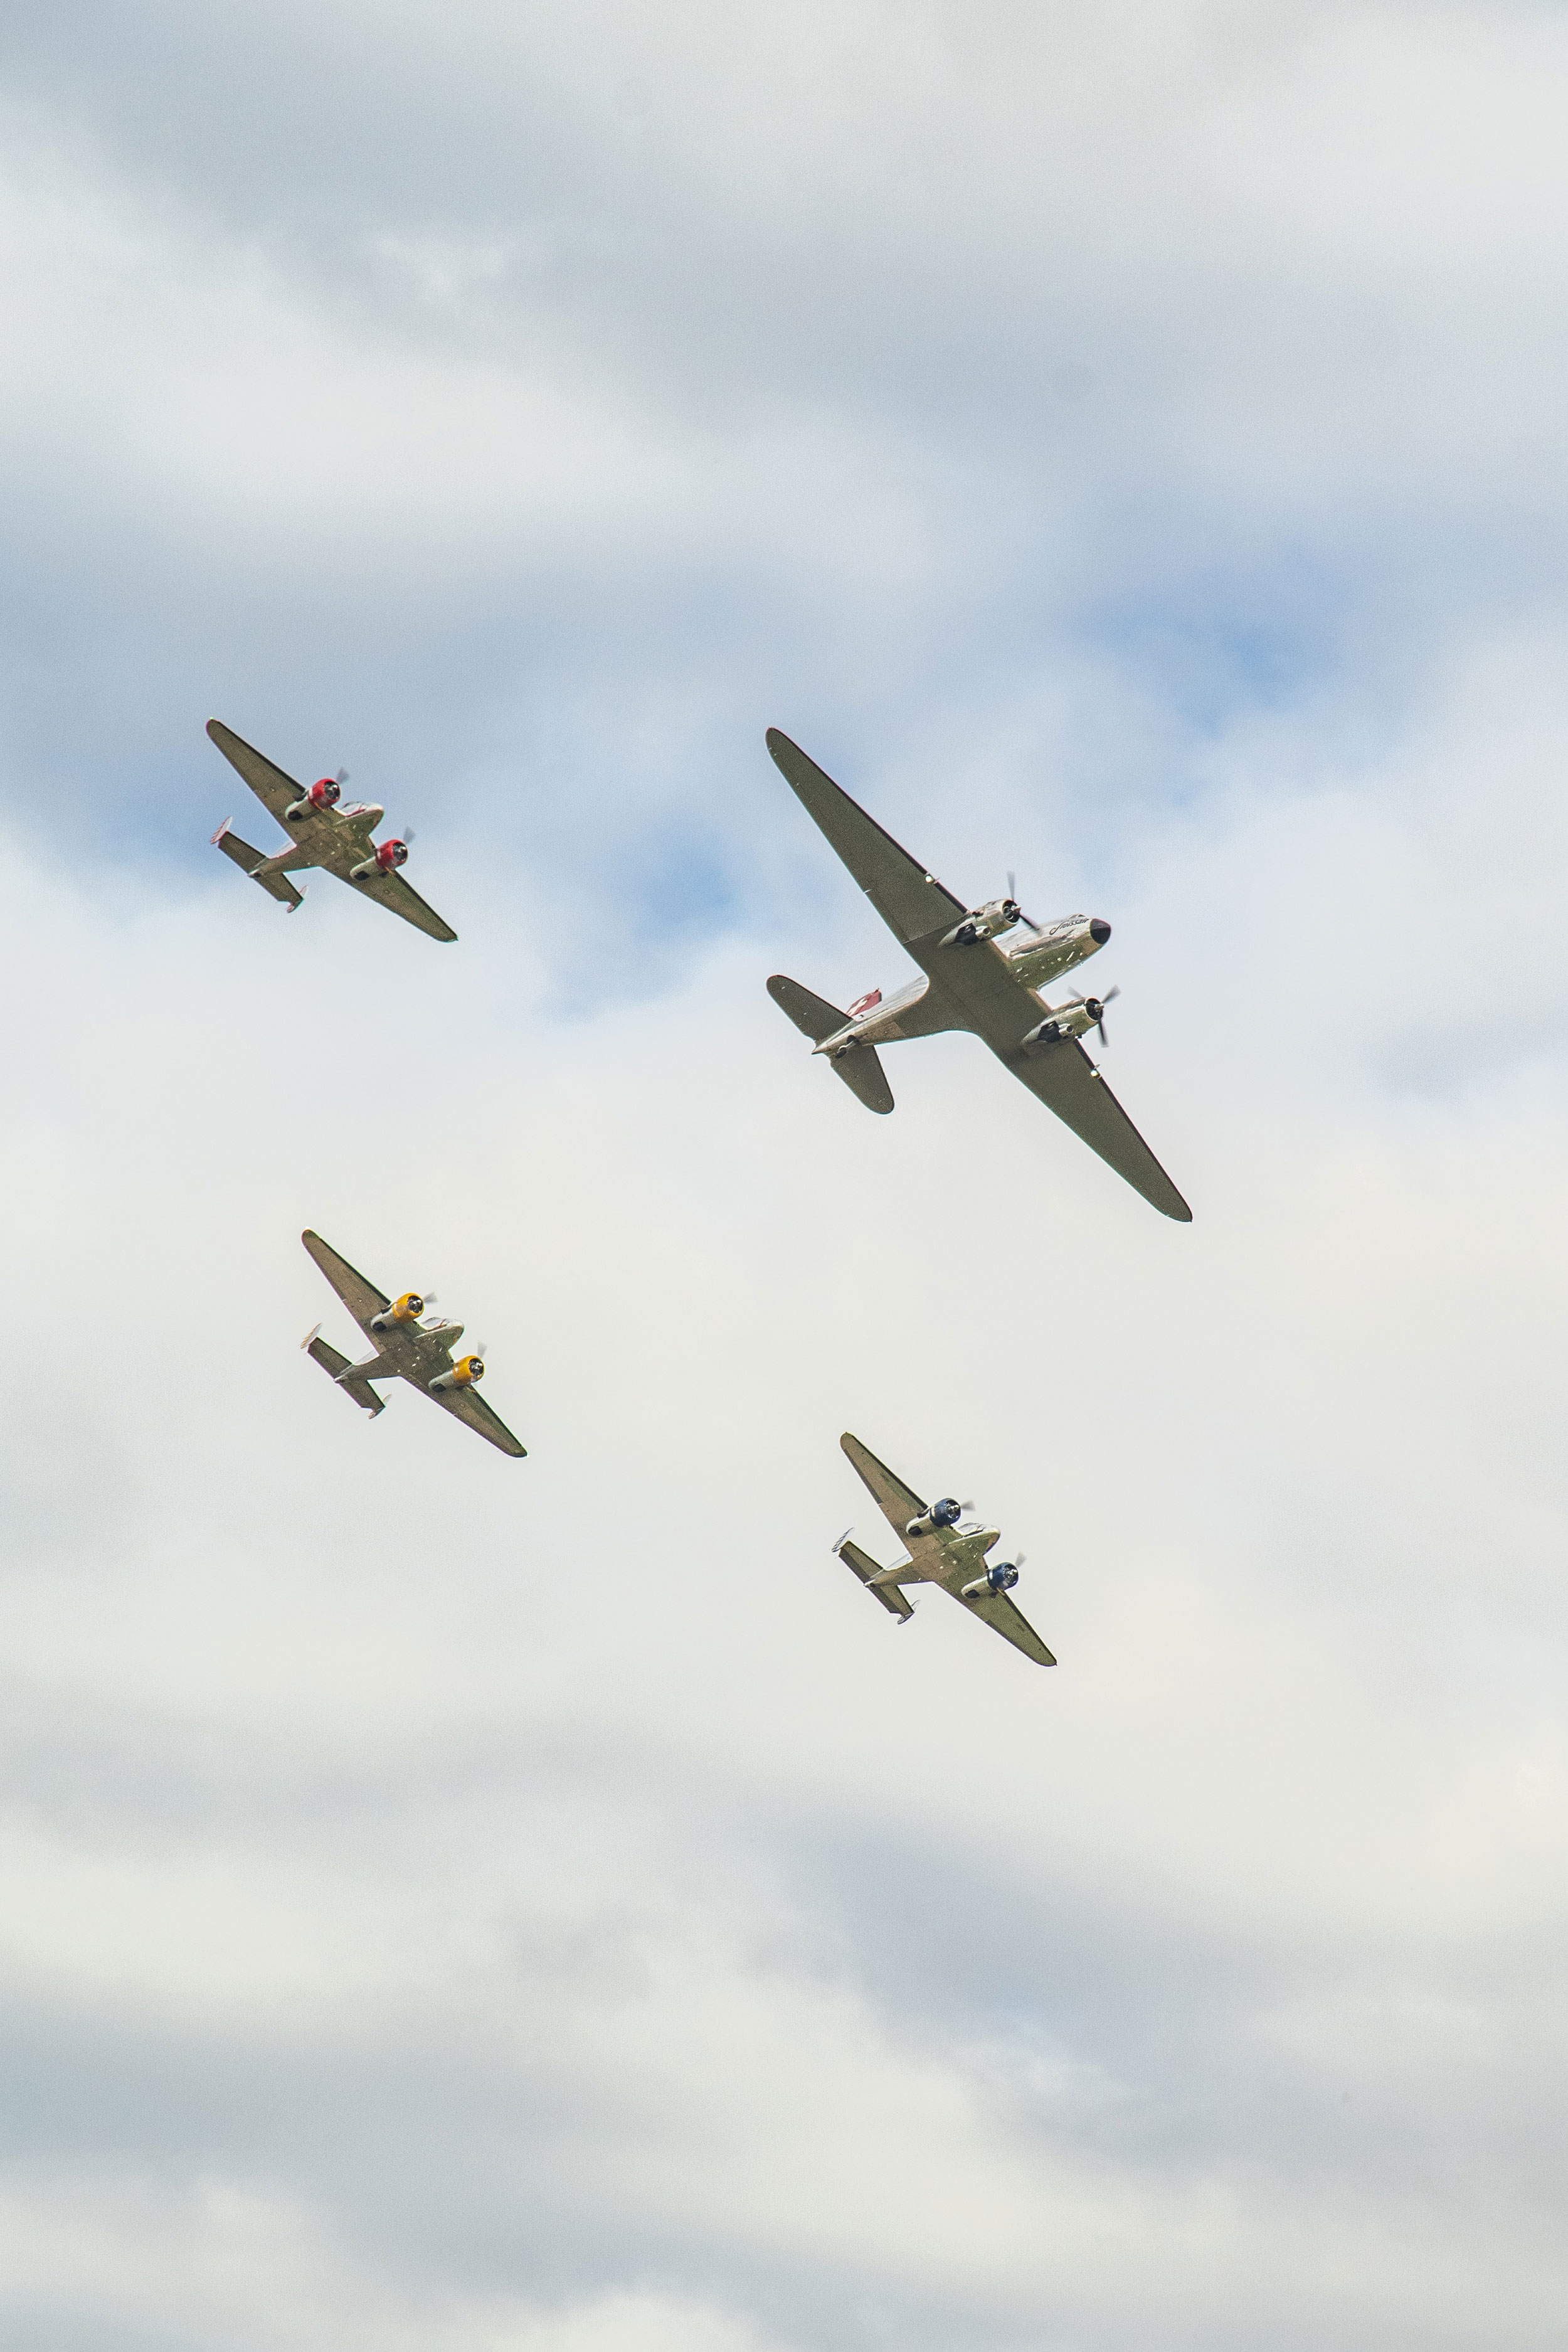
left=3, top=3, right=1568, bottom=2346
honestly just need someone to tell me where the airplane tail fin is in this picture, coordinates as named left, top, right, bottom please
left=767, top=975, right=894, bottom=1114
left=213, top=821, right=305, bottom=911
left=835, top=1535, right=915, bottom=1622
left=302, top=1326, right=386, bottom=1418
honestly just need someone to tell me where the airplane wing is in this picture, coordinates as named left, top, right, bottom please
left=301, top=1230, right=390, bottom=1338
left=1003, top=1039, right=1191, bottom=1223
left=768, top=731, right=965, bottom=944
left=347, top=865, right=458, bottom=944
left=835, top=1535, right=916, bottom=1621
left=840, top=1432, right=926, bottom=1541
left=207, top=719, right=304, bottom=827
left=956, top=1582, right=1057, bottom=1668
left=430, top=1382, right=527, bottom=1457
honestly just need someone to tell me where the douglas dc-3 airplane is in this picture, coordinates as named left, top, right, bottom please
left=206, top=720, right=457, bottom=942
left=299, top=1230, right=526, bottom=1457
left=834, top=1433, right=1055, bottom=1669
left=766, top=730, right=1189, bottom=1221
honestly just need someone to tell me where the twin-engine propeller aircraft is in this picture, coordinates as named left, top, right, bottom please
left=206, top=720, right=457, bottom=942
left=834, top=1433, right=1055, bottom=1669
left=299, top=1230, right=525, bottom=1457
left=765, top=729, right=1189, bottom=1221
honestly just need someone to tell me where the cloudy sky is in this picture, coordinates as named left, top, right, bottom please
left=4, top=3, right=1568, bottom=2345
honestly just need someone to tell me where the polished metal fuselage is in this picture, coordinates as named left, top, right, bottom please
left=811, top=913, right=1108, bottom=1060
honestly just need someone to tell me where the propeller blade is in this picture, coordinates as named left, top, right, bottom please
left=1094, top=984, right=1121, bottom=1046
left=1008, top=870, right=1046, bottom=934
left=300, top=1322, right=322, bottom=1349
left=832, top=1526, right=855, bottom=1553
left=472, top=1338, right=489, bottom=1360
left=335, top=766, right=351, bottom=785
left=401, top=824, right=417, bottom=848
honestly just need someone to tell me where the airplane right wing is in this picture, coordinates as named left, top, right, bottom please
left=347, top=865, right=458, bottom=944
left=957, top=1583, right=1057, bottom=1668
left=207, top=719, right=304, bottom=826
left=840, top=1432, right=926, bottom=1542
left=430, top=1382, right=527, bottom=1457
left=768, top=731, right=965, bottom=944
left=301, top=1230, right=390, bottom=1338
left=1004, top=1039, right=1191, bottom=1223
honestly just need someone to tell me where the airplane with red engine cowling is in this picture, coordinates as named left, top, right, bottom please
left=833, top=1433, right=1054, bottom=1669
left=206, top=719, right=456, bottom=942
left=765, top=728, right=1189, bottom=1220
left=299, top=1230, right=525, bottom=1457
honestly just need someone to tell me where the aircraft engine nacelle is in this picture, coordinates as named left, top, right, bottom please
left=961, top=1562, right=1019, bottom=1599
left=906, top=1496, right=963, bottom=1538
left=1022, top=999, right=1103, bottom=1050
left=284, top=777, right=341, bottom=821
left=349, top=839, right=410, bottom=881
left=430, top=1355, right=484, bottom=1390
left=940, top=897, right=1022, bottom=948
left=370, top=1291, right=425, bottom=1332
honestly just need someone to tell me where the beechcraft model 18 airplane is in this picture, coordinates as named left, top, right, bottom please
left=765, top=729, right=1189, bottom=1220
left=834, top=1433, right=1055, bottom=1669
left=299, top=1230, right=525, bottom=1457
left=206, top=720, right=457, bottom=942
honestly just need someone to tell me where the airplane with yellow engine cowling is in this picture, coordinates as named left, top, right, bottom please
left=206, top=719, right=457, bottom=942
left=765, top=728, right=1190, bottom=1221
left=834, top=1433, right=1055, bottom=1669
left=299, top=1230, right=525, bottom=1457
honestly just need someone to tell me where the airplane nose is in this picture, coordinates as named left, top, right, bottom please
left=1089, top=917, right=1111, bottom=944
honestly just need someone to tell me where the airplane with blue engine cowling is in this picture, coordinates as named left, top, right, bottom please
left=765, top=728, right=1189, bottom=1221
left=834, top=1433, right=1054, bottom=1669
left=206, top=719, right=457, bottom=942
left=299, top=1230, right=525, bottom=1457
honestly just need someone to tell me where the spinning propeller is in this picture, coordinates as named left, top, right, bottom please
left=1067, top=984, right=1121, bottom=1046
left=1006, top=872, right=1046, bottom=935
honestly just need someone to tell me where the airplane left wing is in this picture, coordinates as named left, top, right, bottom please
left=768, top=731, right=965, bottom=944
left=840, top=1432, right=926, bottom=1541
left=349, top=865, right=458, bottom=944
left=956, top=1581, right=1057, bottom=1668
left=302, top=1230, right=390, bottom=1336
left=207, top=719, right=304, bottom=826
left=431, top=1383, right=527, bottom=1457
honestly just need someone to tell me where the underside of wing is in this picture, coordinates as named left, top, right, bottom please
left=207, top=720, right=303, bottom=827
left=835, top=1535, right=915, bottom=1621
left=431, top=1381, right=527, bottom=1457
left=301, top=1230, right=391, bottom=1334
left=840, top=1432, right=927, bottom=1542
left=956, top=1583, right=1057, bottom=1667
left=767, top=731, right=965, bottom=944
left=1004, top=1037, right=1190, bottom=1222
left=349, top=866, right=458, bottom=943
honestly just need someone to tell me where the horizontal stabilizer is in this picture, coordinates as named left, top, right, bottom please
left=836, top=1536, right=914, bottom=1622
left=213, top=824, right=304, bottom=910
left=829, top=1045, right=893, bottom=1115
left=305, top=1330, right=386, bottom=1418
left=768, top=973, right=847, bottom=1043
left=768, top=975, right=894, bottom=1113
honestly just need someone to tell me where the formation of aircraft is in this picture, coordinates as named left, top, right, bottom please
left=198, top=718, right=1188, bottom=1668
left=299, top=1230, right=526, bottom=1458
left=765, top=728, right=1190, bottom=1222
left=835, top=1433, right=1056, bottom=1669
left=207, top=719, right=457, bottom=942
